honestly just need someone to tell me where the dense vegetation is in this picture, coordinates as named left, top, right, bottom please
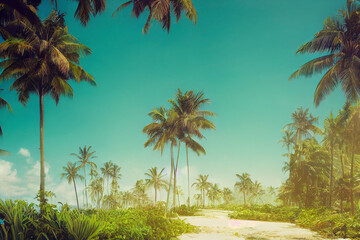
left=0, top=200, right=196, bottom=240
left=227, top=205, right=360, bottom=239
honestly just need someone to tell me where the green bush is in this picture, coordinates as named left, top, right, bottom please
left=0, top=200, right=196, bottom=240
left=174, top=205, right=199, bottom=216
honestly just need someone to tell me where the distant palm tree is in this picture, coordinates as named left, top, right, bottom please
left=289, top=1, right=360, bottom=106
left=133, top=179, right=148, bottom=208
left=235, top=173, right=253, bottom=206
left=323, top=112, right=340, bottom=207
left=249, top=181, right=265, bottom=204
left=110, top=163, right=121, bottom=205
left=284, top=107, right=321, bottom=144
left=72, top=146, right=97, bottom=208
left=222, top=187, right=233, bottom=204
left=192, top=174, right=211, bottom=208
left=175, top=185, right=184, bottom=207
left=88, top=177, right=104, bottom=209
left=100, top=161, right=113, bottom=195
left=279, top=130, right=294, bottom=153
left=169, top=89, right=216, bottom=207
left=207, top=183, right=221, bottom=206
left=143, top=106, right=177, bottom=214
left=0, top=11, right=95, bottom=205
left=61, top=162, right=83, bottom=209
left=113, top=0, right=197, bottom=34
left=145, top=167, right=167, bottom=205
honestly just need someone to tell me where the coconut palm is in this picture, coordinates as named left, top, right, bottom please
left=113, top=0, right=197, bottom=34
left=0, top=91, right=12, bottom=155
left=169, top=89, right=216, bottom=207
left=133, top=179, right=148, bottom=207
left=249, top=181, right=265, bottom=204
left=72, top=146, right=97, bottom=208
left=0, top=11, right=95, bottom=205
left=88, top=177, right=104, bottom=209
left=289, top=1, right=360, bottom=106
left=100, top=161, right=113, bottom=195
left=207, top=183, right=221, bottom=206
left=192, top=174, right=211, bottom=208
left=235, top=173, right=253, bottom=206
left=61, top=162, right=83, bottom=209
left=279, top=130, right=294, bottom=153
left=284, top=107, right=321, bottom=144
left=110, top=163, right=121, bottom=204
left=145, top=167, right=167, bottom=205
left=323, top=112, right=340, bottom=207
left=143, top=106, right=177, bottom=214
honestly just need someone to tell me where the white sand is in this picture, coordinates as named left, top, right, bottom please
left=178, top=209, right=338, bottom=240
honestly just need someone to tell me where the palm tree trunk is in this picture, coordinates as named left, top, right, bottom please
left=174, top=141, right=181, bottom=210
left=186, top=145, right=190, bottom=207
left=165, top=144, right=175, bottom=216
left=243, top=192, right=246, bottom=206
left=73, top=179, right=80, bottom=209
left=39, top=92, right=46, bottom=207
left=340, top=149, right=345, bottom=178
left=351, top=123, right=357, bottom=215
left=329, top=141, right=334, bottom=208
left=154, top=185, right=157, bottom=206
left=84, top=166, right=87, bottom=208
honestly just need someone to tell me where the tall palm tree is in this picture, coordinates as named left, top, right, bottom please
left=100, top=161, right=113, bottom=195
left=289, top=1, right=360, bottom=106
left=169, top=89, right=216, bottom=207
left=143, top=106, right=177, bottom=214
left=222, top=187, right=233, bottom=204
left=284, top=107, right=321, bottom=144
left=235, top=173, right=253, bottom=206
left=113, top=0, right=197, bottom=34
left=192, top=174, right=211, bottom=208
left=323, top=112, right=340, bottom=207
left=72, top=146, right=97, bottom=208
left=0, top=11, right=95, bottom=205
left=61, top=161, right=83, bottom=209
left=145, top=167, right=167, bottom=205
left=88, top=177, right=104, bottom=209
left=110, top=163, right=121, bottom=205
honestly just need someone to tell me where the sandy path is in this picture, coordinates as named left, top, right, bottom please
left=179, top=209, right=334, bottom=240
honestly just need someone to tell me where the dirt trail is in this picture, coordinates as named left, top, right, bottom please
left=178, top=209, right=335, bottom=240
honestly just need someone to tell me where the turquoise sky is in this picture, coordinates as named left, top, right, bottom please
left=0, top=0, right=348, bottom=204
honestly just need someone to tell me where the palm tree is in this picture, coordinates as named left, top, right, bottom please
left=289, top=1, right=360, bottom=106
left=175, top=185, right=184, bottom=207
left=145, top=167, right=167, bottom=205
left=323, top=112, right=339, bottom=207
left=284, top=107, right=321, bottom=144
left=222, top=187, right=233, bottom=204
left=0, top=11, right=95, bottom=205
left=133, top=179, right=148, bottom=208
left=61, top=162, right=83, bottom=209
left=143, top=106, right=177, bottom=214
left=88, top=177, right=104, bottom=209
left=100, top=161, right=113, bottom=195
left=110, top=163, right=121, bottom=205
left=249, top=181, right=265, bottom=204
left=235, top=173, right=253, bottom=206
left=207, top=183, right=221, bottom=206
left=113, top=0, right=197, bottom=34
left=169, top=89, right=216, bottom=207
left=192, top=174, right=211, bottom=208
left=72, top=146, right=97, bottom=208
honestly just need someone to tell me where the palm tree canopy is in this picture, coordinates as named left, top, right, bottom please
left=289, top=2, right=360, bottom=106
left=61, top=161, right=84, bottom=184
left=113, top=0, right=197, bottom=34
left=0, top=11, right=96, bottom=105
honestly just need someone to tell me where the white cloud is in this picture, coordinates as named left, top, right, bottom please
left=0, top=160, right=27, bottom=197
left=18, top=148, right=31, bottom=157
left=18, top=148, right=31, bottom=164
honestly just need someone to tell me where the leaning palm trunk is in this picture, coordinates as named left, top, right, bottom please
left=186, top=145, right=190, bottom=207
left=73, top=179, right=80, bottom=209
left=165, top=144, right=175, bottom=216
left=39, top=91, right=46, bottom=207
left=329, top=141, right=334, bottom=208
left=173, top=142, right=181, bottom=210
